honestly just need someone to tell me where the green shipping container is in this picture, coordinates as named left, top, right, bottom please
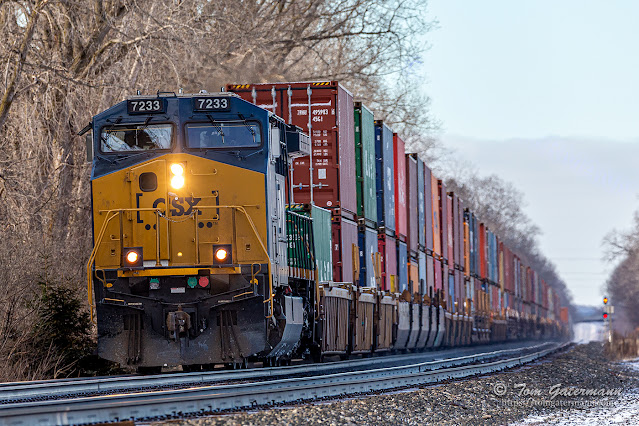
left=354, top=103, right=377, bottom=226
left=287, top=204, right=333, bottom=282
left=311, top=205, right=333, bottom=282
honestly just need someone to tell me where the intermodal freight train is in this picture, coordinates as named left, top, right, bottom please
left=84, top=82, right=568, bottom=371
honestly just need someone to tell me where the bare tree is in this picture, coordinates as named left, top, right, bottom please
left=0, top=0, right=437, bottom=379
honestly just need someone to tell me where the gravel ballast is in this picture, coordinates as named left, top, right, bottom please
left=159, top=343, right=639, bottom=425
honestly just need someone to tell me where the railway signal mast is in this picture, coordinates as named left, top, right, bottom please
left=603, top=296, right=613, bottom=342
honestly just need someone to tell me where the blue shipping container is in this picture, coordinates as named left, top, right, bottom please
left=375, top=121, right=395, bottom=232
left=397, top=240, right=408, bottom=292
left=358, top=226, right=379, bottom=287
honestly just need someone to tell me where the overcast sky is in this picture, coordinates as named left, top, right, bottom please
left=423, top=0, right=639, bottom=306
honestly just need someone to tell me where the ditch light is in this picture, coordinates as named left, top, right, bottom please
left=123, top=247, right=143, bottom=268
left=212, top=244, right=232, bottom=266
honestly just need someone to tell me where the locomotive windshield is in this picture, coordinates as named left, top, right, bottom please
left=186, top=122, right=261, bottom=149
left=101, top=124, right=172, bottom=152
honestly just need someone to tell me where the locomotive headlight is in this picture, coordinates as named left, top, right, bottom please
left=170, top=163, right=185, bottom=189
left=170, top=175, right=185, bottom=189
left=170, top=163, right=184, bottom=176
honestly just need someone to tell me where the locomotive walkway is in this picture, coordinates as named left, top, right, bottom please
left=0, top=341, right=568, bottom=425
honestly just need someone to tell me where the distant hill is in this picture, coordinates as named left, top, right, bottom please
left=573, top=305, right=603, bottom=322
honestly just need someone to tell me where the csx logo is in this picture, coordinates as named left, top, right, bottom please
left=135, top=193, right=207, bottom=226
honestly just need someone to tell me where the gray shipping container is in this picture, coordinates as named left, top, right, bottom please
left=332, top=216, right=359, bottom=283
left=358, top=226, right=379, bottom=287
left=419, top=251, right=427, bottom=295
left=406, top=154, right=419, bottom=257
left=398, top=240, right=408, bottom=293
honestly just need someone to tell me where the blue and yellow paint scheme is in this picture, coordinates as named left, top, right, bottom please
left=87, top=92, right=307, bottom=368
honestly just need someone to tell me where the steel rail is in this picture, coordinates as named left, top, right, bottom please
left=0, top=341, right=556, bottom=403
left=0, top=342, right=569, bottom=425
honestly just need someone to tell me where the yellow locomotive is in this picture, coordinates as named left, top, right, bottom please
left=86, top=92, right=310, bottom=369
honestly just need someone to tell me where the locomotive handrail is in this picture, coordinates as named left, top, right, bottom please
left=87, top=209, right=129, bottom=324
left=87, top=204, right=274, bottom=324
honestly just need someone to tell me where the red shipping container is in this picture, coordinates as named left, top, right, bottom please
left=498, top=242, right=504, bottom=291
left=406, top=154, right=419, bottom=256
left=424, top=165, right=433, bottom=251
left=504, top=246, right=513, bottom=294
left=542, top=279, right=548, bottom=310
left=479, top=223, right=486, bottom=279
left=457, top=196, right=464, bottom=268
left=394, top=134, right=407, bottom=240
left=434, top=258, right=443, bottom=293
left=378, top=233, right=398, bottom=292
left=228, top=82, right=357, bottom=216
left=513, top=255, right=520, bottom=297
left=449, top=192, right=462, bottom=269
left=526, top=267, right=533, bottom=304
left=331, top=216, right=359, bottom=283
left=446, top=194, right=453, bottom=270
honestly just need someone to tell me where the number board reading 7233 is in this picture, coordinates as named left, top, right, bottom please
left=193, top=97, right=231, bottom=112
left=127, top=99, right=165, bottom=114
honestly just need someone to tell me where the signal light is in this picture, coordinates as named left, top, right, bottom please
left=198, top=276, right=210, bottom=288
left=603, top=297, right=608, bottom=305
left=603, top=313, right=608, bottom=320
left=212, top=244, right=232, bottom=265
left=123, top=247, right=143, bottom=268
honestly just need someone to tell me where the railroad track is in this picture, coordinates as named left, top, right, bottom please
left=0, top=341, right=570, bottom=425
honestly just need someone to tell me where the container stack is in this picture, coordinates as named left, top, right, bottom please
left=375, top=121, right=396, bottom=292
left=228, top=79, right=568, bottom=345
left=424, top=163, right=435, bottom=300
left=229, top=81, right=359, bottom=283
left=432, top=176, right=443, bottom=303
left=354, top=103, right=379, bottom=287
left=394, top=133, right=408, bottom=294
left=406, top=154, right=419, bottom=295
